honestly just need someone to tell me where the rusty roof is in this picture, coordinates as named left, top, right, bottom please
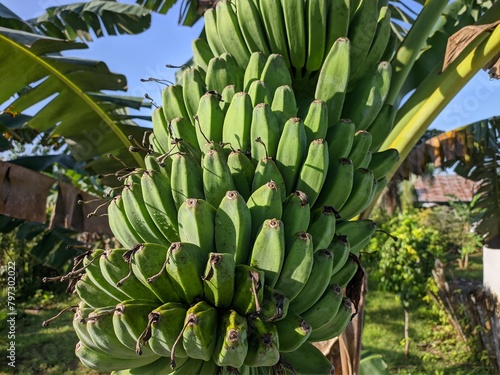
left=414, top=174, right=480, bottom=203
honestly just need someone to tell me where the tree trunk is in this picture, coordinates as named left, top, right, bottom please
left=404, top=307, right=410, bottom=356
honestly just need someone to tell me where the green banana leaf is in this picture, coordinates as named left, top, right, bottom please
left=136, top=0, right=201, bottom=26
left=0, top=27, right=150, bottom=178
left=0, top=1, right=152, bottom=42
left=359, top=350, right=389, bottom=375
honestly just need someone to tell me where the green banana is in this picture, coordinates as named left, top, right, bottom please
left=307, top=298, right=353, bottom=342
left=221, top=53, right=245, bottom=93
left=329, top=254, right=359, bottom=289
left=281, top=0, right=306, bottom=72
left=204, top=8, right=226, bottom=56
left=348, top=130, right=373, bottom=170
left=107, top=195, right=143, bottom=249
left=243, top=52, right=268, bottom=92
left=289, top=249, right=334, bottom=314
left=223, top=91, right=253, bottom=153
left=75, top=342, right=159, bottom=372
left=216, top=0, right=251, bottom=67
left=163, top=242, right=208, bottom=305
left=220, top=84, right=237, bottom=115
left=347, top=0, right=379, bottom=79
left=337, top=168, right=374, bottom=221
left=128, top=243, right=182, bottom=304
left=247, top=79, right=271, bottom=107
left=300, top=284, right=344, bottom=331
left=121, top=173, right=167, bottom=244
left=205, top=57, right=232, bottom=95
left=182, top=67, right=206, bottom=126
left=295, top=139, right=329, bottom=207
left=258, top=285, right=290, bottom=322
left=215, top=190, right=253, bottom=265
left=335, top=219, right=377, bottom=256
left=349, top=5, right=391, bottom=85
left=203, top=252, right=235, bottom=308
left=75, top=274, right=119, bottom=309
left=252, top=154, right=286, bottom=201
left=305, top=0, right=328, bottom=75
left=344, top=60, right=393, bottom=131
left=247, top=181, right=282, bottom=239
left=330, top=234, right=351, bottom=275
left=260, top=53, right=292, bottom=102
left=73, top=302, right=100, bottom=351
left=170, top=152, right=204, bottom=210
left=85, top=307, right=139, bottom=359
left=145, top=302, right=188, bottom=358
left=303, top=99, right=328, bottom=145
left=236, top=0, right=271, bottom=56
left=325, top=0, right=350, bottom=55
left=162, top=84, right=189, bottom=122
left=244, top=316, right=280, bottom=367
left=151, top=106, right=170, bottom=154
left=249, top=218, right=285, bottom=288
left=227, top=150, right=255, bottom=201
left=358, top=150, right=372, bottom=169
left=281, top=191, right=310, bottom=245
left=325, top=118, right=356, bottom=159
left=83, top=250, right=130, bottom=302
left=178, top=198, right=216, bottom=254
left=99, top=249, right=160, bottom=302
left=195, top=91, right=225, bottom=150
left=111, top=355, right=188, bottom=375
left=141, top=169, right=179, bottom=244
left=202, top=148, right=236, bottom=208
left=271, top=85, right=298, bottom=129
left=213, top=310, right=249, bottom=368
left=192, top=38, right=214, bottom=72
left=279, top=341, right=334, bottom=374
left=112, top=300, right=158, bottom=356
left=275, top=117, right=307, bottom=196
left=182, top=301, right=218, bottom=361
left=367, top=104, right=397, bottom=152
left=274, top=232, right=314, bottom=302
left=199, top=359, right=219, bottom=375
left=368, top=148, right=400, bottom=180
left=232, top=265, right=265, bottom=316
left=314, top=157, right=354, bottom=211
left=250, top=103, right=280, bottom=165
left=258, top=0, right=291, bottom=69
left=314, top=37, right=350, bottom=124
left=274, top=309, right=312, bottom=352
left=307, top=206, right=339, bottom=253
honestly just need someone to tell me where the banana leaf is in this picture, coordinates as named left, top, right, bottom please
left=0, top=27, right=150, bottom=178
left=0, top=1, right=152, bottom=42
left=136, top=0, right=202, bottom=26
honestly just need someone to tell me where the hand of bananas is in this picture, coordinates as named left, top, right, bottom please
left=52, top=0, right=402, bottom=373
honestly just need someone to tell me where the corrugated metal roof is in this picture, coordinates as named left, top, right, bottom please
left=414, top=175, right=480, bottom=203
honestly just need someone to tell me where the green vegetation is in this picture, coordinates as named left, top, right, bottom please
left=363, top=253, right=490, bottom=374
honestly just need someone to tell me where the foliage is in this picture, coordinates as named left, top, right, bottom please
left=367, top=209, right=445, bottom=308
left=0, top=1, right=152, bottom=42
left=363, top=253, right=492, bottom=374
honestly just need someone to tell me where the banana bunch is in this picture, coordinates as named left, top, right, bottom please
left=56, top=0, right=406, bottom=373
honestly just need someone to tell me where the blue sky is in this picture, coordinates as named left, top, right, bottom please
left=3, top=0, right=500, bottom=132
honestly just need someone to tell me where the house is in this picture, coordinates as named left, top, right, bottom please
left=414, top=174, right=480, bottom=207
